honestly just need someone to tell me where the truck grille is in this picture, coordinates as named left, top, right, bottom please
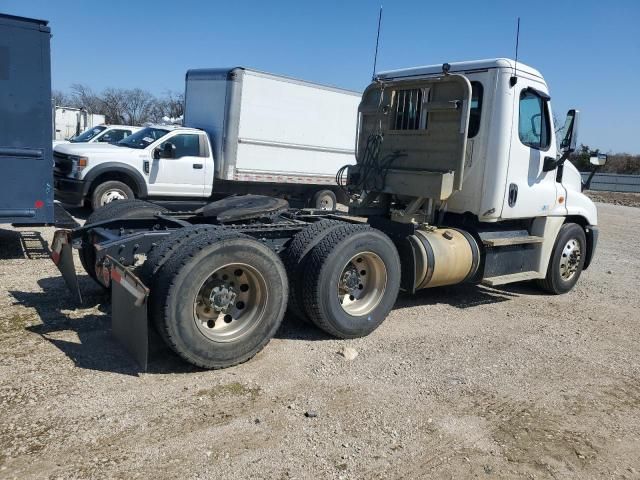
left=53, top=151, right=72, bottom=175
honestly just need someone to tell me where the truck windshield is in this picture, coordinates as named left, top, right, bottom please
left=70, top=126, right=107, bottom=143
left=116, top=127, right=170, bottom=149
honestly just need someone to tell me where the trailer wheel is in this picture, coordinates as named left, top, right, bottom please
left=281, top=220, right=345, bottom=322
left=301, top=225, right=400, bottom=338
left=311, top=190, right=337, bottom=210
left=150, top=230, right=288, bottom=369
left=80, top=200, right=168, bottom=283
left=537, top=223, right=587, bottom=295
left=90, top=180, right=134, bottom=211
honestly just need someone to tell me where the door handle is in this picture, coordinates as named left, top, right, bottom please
left=508, top=183, right=518, bottom=207
left=193, top=163, right=203, bottom=169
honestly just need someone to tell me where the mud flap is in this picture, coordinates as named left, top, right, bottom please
left=50, top=229, right=82, bottom=304
left=108, top=257, right=150, bottom=371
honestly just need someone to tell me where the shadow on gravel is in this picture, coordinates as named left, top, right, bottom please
left=394, top=282, right=519, bottom=310
left=9, top=275, right=196, bottom=376
left=0, top=228, right=51, bottom=260
left=275, top=313, right=333, bottom=341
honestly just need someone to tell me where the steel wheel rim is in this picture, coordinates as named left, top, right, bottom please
left=337, top=251, right=387, bottom=316
left=193, top=263, right=268, bottom=342
left=101, top=189, right=127, bottom=205
left=559, top=238, right=581, bottom=280
left=317, top=194, right=334, bottom=210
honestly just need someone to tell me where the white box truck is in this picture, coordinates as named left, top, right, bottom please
left=53, top=68, right=360, bottom=210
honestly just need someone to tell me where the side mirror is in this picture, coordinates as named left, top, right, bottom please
left=153, top=148, right=161, bottom=160
left=162, top=142, right=176, bottom=159
left=590, top=153, right=607, bottom=166
left=560, top=109, right=579, bottom=153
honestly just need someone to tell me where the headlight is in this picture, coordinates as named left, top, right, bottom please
left=69, top=155, right=89, bottom=178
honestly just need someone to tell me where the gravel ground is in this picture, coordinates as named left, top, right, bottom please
left=585, top=191, right=640, bottom=208
left=1, top=202, right=639, bottom=480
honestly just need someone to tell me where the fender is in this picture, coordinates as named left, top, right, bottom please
left=82, top=162, right=148, bottom=198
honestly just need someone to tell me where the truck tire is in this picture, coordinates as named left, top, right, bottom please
left=90, top=180, right=135, bottom=211
left=80, top=199, right=168, bottom=284
left=537, top=222, right=587, bottom=295
left=138, top=224, right=220, bottom=342
left=301, top=225, right=401, bottom=338
left=281, top=220, right=345, bottom=322
left=149, top=230, right=288, bottom=369
left=311, top=189, right=337, bottom=210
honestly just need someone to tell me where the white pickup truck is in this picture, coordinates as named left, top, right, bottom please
left=53, top=68, right=360, bottom=210
left=53, top=124, right=141, bottom=147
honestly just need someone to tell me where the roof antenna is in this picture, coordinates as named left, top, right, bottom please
left=371, top=5, right=383, bottom=80
left=510, top=17, right=520, bottom=87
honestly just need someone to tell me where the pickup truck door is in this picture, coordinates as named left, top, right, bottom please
left=146, top=133, right=207, bottom=197
left=501, top=81, right=565, bottom=219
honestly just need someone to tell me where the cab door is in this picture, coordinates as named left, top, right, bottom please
left=146, top=133, right=207, bottom=197
left=501, top=80, right=565, bottom=219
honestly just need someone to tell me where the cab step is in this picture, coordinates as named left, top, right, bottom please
left=481, top=271, right=541, bottom=286
left=479, top=230, right=544, bottom=247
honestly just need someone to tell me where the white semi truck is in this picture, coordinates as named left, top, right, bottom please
left=51, top=59, right=605, bottom=370
left=53, top=68, right=360, bottom=210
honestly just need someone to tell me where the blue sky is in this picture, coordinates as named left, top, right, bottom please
left=4, top=0, right=640, bottom=153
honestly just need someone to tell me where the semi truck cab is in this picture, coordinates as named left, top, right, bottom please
left=50, top=58, right=607, bottom=370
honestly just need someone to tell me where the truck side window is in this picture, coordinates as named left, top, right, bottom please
left=163, top=134, right=201, bottom=158
left=519, top=89, right=550, bottom=150
left=468, top=81, right=483, bottom=138
left=98, top=129, right=129, bottom=143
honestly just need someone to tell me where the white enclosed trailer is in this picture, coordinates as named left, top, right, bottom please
left=53, top=106, right=105, bottom=141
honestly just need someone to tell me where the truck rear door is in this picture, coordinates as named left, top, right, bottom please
left=0, top=14, right=54, bottom=224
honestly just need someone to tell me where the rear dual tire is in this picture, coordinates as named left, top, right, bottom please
left=300, top=225, right=401, bottom=339
left=149, top=231, right=288, bottom=369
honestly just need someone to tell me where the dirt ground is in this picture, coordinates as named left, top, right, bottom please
left=1, top=201, right=639, bottom=480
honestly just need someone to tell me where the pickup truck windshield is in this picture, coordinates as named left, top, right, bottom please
left=70, top=126, right=107, bottom=143
left=117, top=127, right=170, bottom=149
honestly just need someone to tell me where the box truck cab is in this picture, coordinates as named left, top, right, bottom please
left=53, top=67, right=360, bottom=210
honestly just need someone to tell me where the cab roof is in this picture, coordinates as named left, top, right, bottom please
left=376, top=58, right=543, bottom=80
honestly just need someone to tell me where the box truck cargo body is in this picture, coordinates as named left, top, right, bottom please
left=184, top=68, right=360, bottom=185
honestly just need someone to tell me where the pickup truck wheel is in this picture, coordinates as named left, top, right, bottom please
left=90, top=180, right=134, bottom=211
left=150, top=231, right=288, bottom=369
left=301, top=225, right=401, bottom=338
left=537, top=223, right=587, bottom=294
left=312, top=190, right=337, bottom=210
left=281, top=220, right=345, bottom=323
left=80, top=200, right=168, bottom=284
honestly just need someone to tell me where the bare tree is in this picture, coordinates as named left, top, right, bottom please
left=69, top=83, right=103, bottom=114
left=121, top=88, right=157, bottom=125
left=52, top=89, right=71, bottom=107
